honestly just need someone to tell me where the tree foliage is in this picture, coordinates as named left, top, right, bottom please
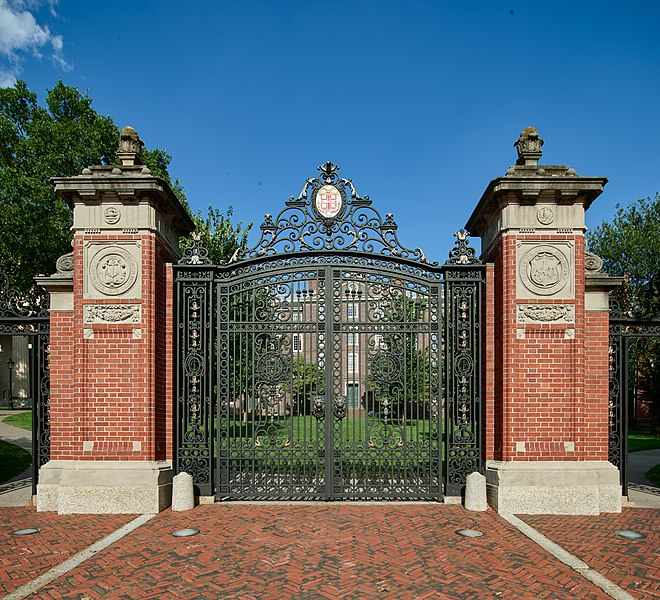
left=182, top=206, right=251, bottom=264
left=587, top=194, right=660, bottom=289
left=0, top=80, right=251, bottom=292
left=587, top=194, right=660, bottom=431
left=286, top=357, right=325, bottom=415
left=0, top=81, right=117, bottom=293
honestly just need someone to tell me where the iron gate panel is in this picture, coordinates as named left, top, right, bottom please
left=608, top=283, right=660, bottom=495
left=215, top=262, right=442, bottom=500
left=175, top=161, right=485, bottom=500
left=0, top=269, right=50, bottom=494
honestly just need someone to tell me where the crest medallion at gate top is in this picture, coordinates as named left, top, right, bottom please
left=217, top=161, right=433, bottom=266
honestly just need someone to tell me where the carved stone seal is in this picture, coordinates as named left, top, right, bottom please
left=520, top=245, right=570, bottom=296
left=89, top=246, right=138, bottom=296
left=104, top=206, right=121, bottom=225
left=536, top=206, right=555, bottom=225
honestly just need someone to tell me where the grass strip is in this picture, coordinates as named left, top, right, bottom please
left=3, top=412, right=32, bottom=431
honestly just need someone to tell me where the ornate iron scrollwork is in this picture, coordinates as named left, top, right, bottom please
left=228, top=161, right=432, bottom=265
left=0, top=268, right=50, bottom=493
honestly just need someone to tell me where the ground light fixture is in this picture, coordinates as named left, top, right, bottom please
left=171, top=528, right=200, bottom=537
left=615, top=530, right=646, bottom=539
left=11, top=528, right=40, bottom=535
left=456, top=529, right=484, bottom=538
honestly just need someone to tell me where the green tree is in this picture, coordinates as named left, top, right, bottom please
left=588, top=194, right=660, bottom=291
left=183, top=206, right=251, bottom=264
left=0, top=80, right=251, bottom=292
left=368, top=292, right=432, bottom=419
left=587, top=194, right=660, bottom=431
left=287, top=357, right=325, bottom=415
left=0, top=80, right=117, bottom=293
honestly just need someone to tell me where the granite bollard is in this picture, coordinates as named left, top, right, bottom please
left=171, top=472, right=195, bottom=511
left=464, top=471, right=488, bottom=511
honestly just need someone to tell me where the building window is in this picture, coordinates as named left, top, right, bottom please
left=346, top=383, right=360, bottom=408
left=347, top=303, right=359, bottom=319
left=293, top=334, right=301, bottom=352
left=347, top=333, right=358, bottom=347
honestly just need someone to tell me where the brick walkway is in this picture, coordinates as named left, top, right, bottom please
left=0, top=508, right=135, bottom=597
left=0, top=504, right=657, bottom=599
left=521, top=511, right=660, bottom=599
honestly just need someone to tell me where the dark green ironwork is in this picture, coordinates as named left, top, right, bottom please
left=608, top=283, right=660, bottom=495
left=0, top=269, right=50, bottom=495
left=175, top=163, right=485, bottom=500
left=443, top=231, right=485, bottom=497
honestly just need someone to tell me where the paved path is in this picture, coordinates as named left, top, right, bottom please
left=0, top=412, right=33, bottom=508
left=0, top=504, right=658, bottom=599
left=628, top=448, right=660, bottom=487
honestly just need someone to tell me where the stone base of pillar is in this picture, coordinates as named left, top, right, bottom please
left=486, top=460, right=621, bottom=515
left=37, top=460, right=173, bottom=514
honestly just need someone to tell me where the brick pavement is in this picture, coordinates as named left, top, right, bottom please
left=2, top=504, right=657, bottom=599
left=0, top=508, right=136, bottom=596
left=0, top=504, right=622, bottom=600
left=521, top=509, right=660, bottom=599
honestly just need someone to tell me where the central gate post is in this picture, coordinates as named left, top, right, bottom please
left=37, top=127, right=193, bottom=513
left=466, top=127, right=621, bottom=515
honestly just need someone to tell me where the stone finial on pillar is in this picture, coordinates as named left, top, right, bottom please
left=514, top=126, right=544, bottom=166
left=117, top=125, right=144, bottom=166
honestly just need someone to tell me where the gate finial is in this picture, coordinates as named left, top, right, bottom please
left=445, top=230, right=480, bottom=265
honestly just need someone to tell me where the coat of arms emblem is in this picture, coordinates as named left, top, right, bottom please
left=314, top=184, right=343, bottom=219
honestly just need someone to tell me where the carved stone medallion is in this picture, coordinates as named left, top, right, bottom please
left=536, top=206, right=555, bottom=225
left=89, top=246, right=138, bottom=296
left=520, top=245, right=570, bottom=296
left=104, top=206, right=121, bottom=225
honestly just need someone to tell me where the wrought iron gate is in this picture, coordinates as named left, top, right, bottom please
left=0, top=269, right=50, bottom=494
left=608, top=276, right=660, bottom=495
left=175, top=162, right=485, bottom=500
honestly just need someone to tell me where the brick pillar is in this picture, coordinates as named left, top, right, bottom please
left=36, top=127, right=193, bottom=514
left=466, top=127, right=621, bottom=515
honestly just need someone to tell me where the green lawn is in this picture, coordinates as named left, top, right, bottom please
left=3, top=412, right=32, bottom=431
left=628, top=429, right=660, bottom=453
left=0, top=439, right=32, bottom=484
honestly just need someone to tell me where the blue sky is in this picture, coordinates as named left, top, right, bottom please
left=1, top=0, right=659, bottom=261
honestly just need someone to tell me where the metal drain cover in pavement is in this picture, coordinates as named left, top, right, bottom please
left=171, top=528, right=200, bottom=537
left=11, top=528, right=40, bottom=536
left=456, top=529, right=484, bottom=537
left=616, top=530, right=646, bottom=539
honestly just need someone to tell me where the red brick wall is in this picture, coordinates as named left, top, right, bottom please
left=483, top=233, right=608, bottom=462
left=484, top=263, right=496, bottom=461
left=583, top=310, right=610, bottom=460
left=50, top=233, right=176, bottom=462
left=48, top=310, right=74, bottom=457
